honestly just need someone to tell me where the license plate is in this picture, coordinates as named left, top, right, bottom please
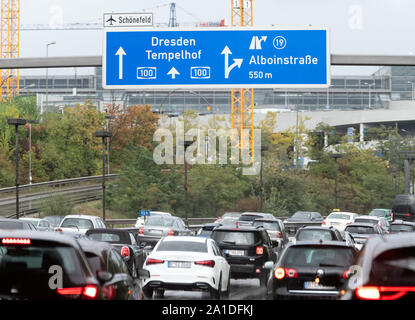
left=149, top=229, right=162, bottom=235
left=168, top=261, right=191, bottom=268
left=304, top=281, right=336, bottom=290
left=224, top=249, right=245, bottom=256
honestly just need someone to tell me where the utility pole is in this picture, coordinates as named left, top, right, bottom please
left=331, top=153, right=343, bottom=209
left=95, top=131, right=112, bottom=222
left=259, top=146, right=268, bottom=211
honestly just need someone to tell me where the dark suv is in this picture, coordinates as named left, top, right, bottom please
left=211, top=225, right=277, bottom=287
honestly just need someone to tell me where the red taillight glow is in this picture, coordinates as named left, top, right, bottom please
left=274, top=267, right=297, bottom=279
left=57, top=285, right=98, bottom=299
left=1, top=238, right=31, bottom=245
left=322, top=220, right=326, bottom=225
left=195, top=260, right=215, bottom=268
left=102, top=285, right=116, bottom=300
left=355, top=286, right=415, bottom=300
left=146, top=258, right=164, bottom=265
left=139, top=227, right=144, bottom=234
left=276, top=231, right=282, bottom=239
left=121, top=246, right=130, bottom=257
left=56, top=228, right=63, bottom=232
left=342, top=269, right=351, bottom=279
left=168, top=229, right=174, bottom=236
left=256, top=246, right=264, bottom=255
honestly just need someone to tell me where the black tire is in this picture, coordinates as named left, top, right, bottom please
left=143, top=287, right=153, bottom=299
left=211, top=276, right=222, bottom=300
left=155, top=289, right=165, bottom=298
left=259, top=271, right=268, bottom=287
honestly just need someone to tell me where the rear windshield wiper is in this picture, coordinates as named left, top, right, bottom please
left=222, top=241, right=236, bottom=245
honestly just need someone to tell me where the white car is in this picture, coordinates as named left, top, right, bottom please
left=322, top=212, right=358, bottom=231
left=56, top=214, right=106, bottom=238
left=19, top=218, right=52, bottom=231
left=135, top=211, right=172, bottom=228
left=142, top=236, right=230, bottom=299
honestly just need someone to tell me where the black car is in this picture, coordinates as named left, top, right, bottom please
left=341, top=233, right=415, bottom=300
left=265, top=241, right=358, bottom=300
left=0, top=218, right=37, bottom=230
left=0, top=230, right=102, bottom=300
left=392, top=194, right=415, bottom=222
left=344, top=222, right=383, bottom=250
left=85, top=228, right=147, bottom=277
left=283, top=211, right=324, bottom=236
left=237, top=212, right=276, bottom=227
left=295, top=226, right=344, bottom=243
left=211, top=225, right=277, bottom=286
left=78, top=239, right=149, bottom=300
left=252, top=218, right=288, bottom=251
left=390, top=220, right=415, bottom=234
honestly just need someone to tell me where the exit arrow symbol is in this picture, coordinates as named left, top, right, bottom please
left=116, top=47, right=126, bottom=80
left=221, top=46, right=243, bottom=79
left=167, top=67, right=180, bottom=79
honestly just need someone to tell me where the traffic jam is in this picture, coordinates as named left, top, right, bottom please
left=0, top=206, right=415, bottom=301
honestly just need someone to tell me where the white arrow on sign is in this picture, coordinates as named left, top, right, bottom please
left=167, top=67, right=180, bottom=79
left=115, top=47, right=126, bottom=80
left=221, top=46, right=243, bottom=79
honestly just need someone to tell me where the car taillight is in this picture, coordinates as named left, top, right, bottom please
left=56, top=228, right=63, bottom=232
left=195, top=260, right=215, bottom=268
left=168, top=229, right=174, bottom=236
left=391, top=213, right=394, bottom=221
left=57, top=285, right=98, bottom=299
left=274, top=267, right=285, bottom=279
left=322, top=220, right=326, bottom=225
left=121, top=246, right=130, bottom=257
left=274, top=267, right=297, bottom=279
left=1, top=238, right=31, bottom=245
left=146, top=258, right=164, bottom=265
left=407, top=213, right=411, bottom=217
left=342, top=269, right=351, bottom=279
left=256, top=246, right=264, bottom=255
left=102, top=285, right=116, bottom=300
left=276, top=231, right=282, bottom=239
left=139, top=227, right=144, bottom=234
left=355, top=286, right=415, bottom=300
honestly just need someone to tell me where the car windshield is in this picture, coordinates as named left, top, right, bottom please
left=354, top=218, right=378, bottom=225
left=87, top=232, right=122, bottom=243
left=284, top=246, right=355, bottom=267
left=345, top=226, right=376, bottom=234
left=44, top=216, right=64, bottom=227
left=61, top=218, right=93, bottom=229
left=156, top=241, right=208, bottom=253
left=291, top=212, right=312, bottom=220
left=145, top=216, right=175, bottom=227
left=391, top=225, right=415, bottom=233
left=369, top=210, right=388, bottom=217
left=220, top=217, right=238, bottom=226
left=371, top=247, right=415, bottom=285
left=212, top=231, right=260, bottom=246
left=20, top=219, right=39, bottom=226
left=252, top=221, right=280, bottom=231
left=0, top=221, right=24, bottom=230
left=239, top=215, right=261, bottom=222
left=328, top=213, right=351, bottom=220
left=297, top=229, right=334, bottom=241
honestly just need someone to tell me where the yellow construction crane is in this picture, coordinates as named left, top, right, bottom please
left=1, top=0, right=20, bottom=100
left=231, top=0, right=254, bottom=161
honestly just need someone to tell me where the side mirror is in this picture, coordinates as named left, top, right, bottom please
left=97, top=271, right=113, bottom=284
left=138, top=269, right=150, bottom=280
left=264, top=261, right=274, bottom=270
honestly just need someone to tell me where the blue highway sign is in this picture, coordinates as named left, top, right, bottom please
left=139, top=210, right=150, bottom=217
left=103, top=27, right=330, bottom=89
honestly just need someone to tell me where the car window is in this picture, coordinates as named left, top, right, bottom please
left=145, top=216, right=175, bottom=227
left=328, top=213, right=351, bottom=220
left=391, top=224, right=415, bottom=233
left=212, top=231, right=260, bottom=246
left=87, top=232, right=122, bottom=243
left=284, top=246, right=355, bottom=267
left=371, top=247, right=415, bottom=285
left=291, top=212, right=312, bottom=220
left=354, top=218, right=378, bottom=225
left=111, top=250, right=130, bottom=275
left=61, top=218, right=93, bottom=229
left=345, top=226, right=377, bottom=234
left=156, top=241, right=208, bottom=253
left=252, top=221, right=281, bottom=231
left=239, top=215, right=260, bottom=222
left=297, top=229, right=334, bottom=241
left=108, top=250, right=129, bottom=275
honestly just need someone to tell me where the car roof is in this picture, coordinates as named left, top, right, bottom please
left=355, top=215, right=383, bottom=220
left=62, top=215, right=99, bottom=220
left=287, top=240, right=353, bottom=248
left=213, top=225, right=263, bottom=232
left=391, top=220, right=415, bottom=226
left=298, top=226, right=336, bottom=231
left=19, top=218, right=42, bottom=222
left=328, top=212, right=356, bottom=215
left=362, top=233, right=415, bottom=260
left=253, top=218, right=282, bottom=223
left=346, top=222, right=377, bottom=228
left=161, top=236, right=208, bottom=243
left=86, top=228, right=130, bottom=235
left=0, top=229, right=80, bottom=246
left=0, top=218, right=28, bottom=225
left=150, top=211, right=172, bottom=215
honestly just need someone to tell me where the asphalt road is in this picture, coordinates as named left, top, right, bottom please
left=150, top=279, right=267, bottom=300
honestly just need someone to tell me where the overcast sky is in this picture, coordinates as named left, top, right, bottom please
left=19, top=0, right=415, bottom=76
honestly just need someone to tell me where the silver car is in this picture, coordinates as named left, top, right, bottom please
left=19, top=218, right=52, bottom=231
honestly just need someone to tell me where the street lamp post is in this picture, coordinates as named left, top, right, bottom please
left=330, top=153, right=343, bottom=210
left=408, top=81, right=414, bottom=101
left=45, top=42, right=56, bottom=114
left=259, top=146, right=269, bottom=212
left=363, top=82, right=374, bottom=109
left=105, top=114, right=116, bottom=175
left=95, top=131, right=112, bottom=222
left=184, top=140, right=192, bottom=225
left=8, top=119, right=27, bottom=219
left=28, top=120, right=40, bottom=185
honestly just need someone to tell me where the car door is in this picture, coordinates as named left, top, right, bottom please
left=211, top=241, right=229, bottom=288
left=107, top=249, right=138, bottom=300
